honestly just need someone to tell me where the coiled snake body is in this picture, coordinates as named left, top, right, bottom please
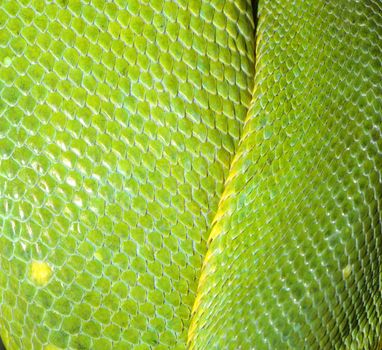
left=0, top=0, right=381, bottom=349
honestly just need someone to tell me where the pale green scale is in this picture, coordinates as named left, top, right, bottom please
left=0, top=0, right=255, bottom=349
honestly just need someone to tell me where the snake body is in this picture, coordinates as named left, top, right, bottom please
left=0, top=0, right=255, bottom=348
left=190, top=1, right=382, bottom=349
left=0, top=0, right=381, bottom=349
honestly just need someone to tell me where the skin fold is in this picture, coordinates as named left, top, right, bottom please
left=189, top=0, right=382, bottom=349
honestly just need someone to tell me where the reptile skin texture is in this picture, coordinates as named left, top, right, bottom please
left=0, top=0, right=381, bottom=350
left=189, top=0, right=382, bottom=349
left=0, top=0, right=255, bottom=349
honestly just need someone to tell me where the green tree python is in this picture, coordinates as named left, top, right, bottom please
left=0, top=0, right=380, bottom=349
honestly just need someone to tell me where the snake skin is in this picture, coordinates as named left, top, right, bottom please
left=189, top=0, right=382, bottom=349
left=0, top=0, right=255, bottom=349
left=1, top=0, right=381, bottom=349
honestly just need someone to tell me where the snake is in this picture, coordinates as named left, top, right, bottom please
left=0, top=0, right=380, bottom=349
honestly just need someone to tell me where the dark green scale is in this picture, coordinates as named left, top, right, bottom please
left=189, top=1, right=382, bottom=349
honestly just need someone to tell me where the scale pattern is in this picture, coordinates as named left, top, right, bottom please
left=189, top=0, right=382, bottom=349
left=0, top=0, right=255, bottom=349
